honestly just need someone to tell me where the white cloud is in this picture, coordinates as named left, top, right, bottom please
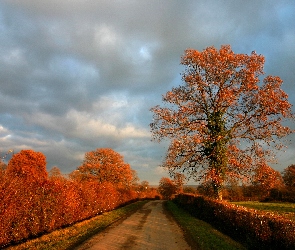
left=25, top=108, right=149, bottom=142
left=94, top=24, right=119, bottom=51
left=68, top=109, right=149, bottom=140
left=0, top=125, right=9, bottom=135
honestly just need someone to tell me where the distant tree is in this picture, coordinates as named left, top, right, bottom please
left=76, top=148, right=133, bottom=188
left=5, top=149, right=47, bottom=182
left=140, top=180, right=150, bottom=191
left=131, top=169, right=140, bottom=186
left=251, top=163, right=283, bottom=199
left=282, top=164, right=295, bottom=187
left=158, top=177, right=176, bottom=200
left=173, top=173, right=186, bottom=194
left=223, top=179, right=244, bottom=201
left=136, top=180, right=151, bottom=198
left=197, top=181, right=215, bottom=198
left=150, top=45, right=294, bottom=199
left=48, top=166, right=66, bottom=182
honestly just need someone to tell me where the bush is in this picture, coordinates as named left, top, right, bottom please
left=174, top=194, right=295, bottom=249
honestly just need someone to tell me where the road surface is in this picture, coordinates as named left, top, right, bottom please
left=75, top=200, right=193, bottom=250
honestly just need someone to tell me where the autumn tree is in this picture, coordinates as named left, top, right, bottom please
left=49, top=166, right=63, bottom=178
left=5, top=149, right=47, bottom=182
left=76, top=148, right=133, bottom=188
left=282, top=164, right=295, bottom=187
left=173, top=173, right=186, bottom=194
left=150, top=45, right=294, bottom=199
left=158, top=177, right=176, bottom=200
left=251, top=163, right=283, bottom=199
left=139, top=180, right=150, bottom=191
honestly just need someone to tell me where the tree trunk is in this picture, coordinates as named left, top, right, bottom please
left=212, top=182, right=223, bottom=200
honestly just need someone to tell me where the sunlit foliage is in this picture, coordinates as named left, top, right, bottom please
left=0, top=148, right=158, bottom=248
left=6, top=150, right=47, bottom=181
left=250, top=163, right=283, bottom=199
left=76, top=148, right=133, bottom=188
left=151, top=45, right=294, bottom=199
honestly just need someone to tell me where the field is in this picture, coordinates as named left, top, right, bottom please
left=231, top=201, right=295, bottom=221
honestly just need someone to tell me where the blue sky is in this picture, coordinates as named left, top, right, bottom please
left=0, top=0, right=294, bottom=184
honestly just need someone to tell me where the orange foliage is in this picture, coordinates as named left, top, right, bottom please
left=158, top=177, right=177, bottom=200
left=150, top=45, right=294, bottom=199
left=5, top=150, right=47, bottom=181
left=0, top=148, right=156, bottom=248
left=251, top=163, right=283, bottom=199
left=76, top=148, right=133, bottom=188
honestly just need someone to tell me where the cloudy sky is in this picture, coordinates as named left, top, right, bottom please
left=0, top=0, right=294, bottom=184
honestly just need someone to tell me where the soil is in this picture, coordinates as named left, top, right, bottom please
left=75, top=200, right=195, bottom=250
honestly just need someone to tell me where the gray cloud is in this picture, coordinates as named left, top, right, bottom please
left=0, top=0, right=294, bottom=184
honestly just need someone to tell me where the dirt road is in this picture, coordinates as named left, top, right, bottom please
left=75, top=200, right=193, bottom=250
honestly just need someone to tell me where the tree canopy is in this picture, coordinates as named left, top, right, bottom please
left=76, top=148, right=133, bottom=188
left=158, top=177, right=176, bottom=200
left=5, top=150, right=47, bottom=182
left=150, top=45, right=294, bottom=199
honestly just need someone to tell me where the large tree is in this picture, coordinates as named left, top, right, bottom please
left=150, top=45, right=294, bottom=199
left=76, top=148, right=133, bottom=188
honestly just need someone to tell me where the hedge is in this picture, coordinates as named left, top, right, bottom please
left=174, top=194, right=295, bottom=249
left=0, top=178, right=141, bottom=248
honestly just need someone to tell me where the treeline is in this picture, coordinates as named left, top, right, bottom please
left=0, top=149, right=158, bottom=248
left=203, top=164, right=295, bottom=202
left=158, top=165, right=295, bottom=202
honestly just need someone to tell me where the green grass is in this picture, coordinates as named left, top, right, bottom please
left=231, top=201, right=295, bottom=220
left=6, top=200, right=148, bottom=250
left=165, top=201, right=246, bottom=250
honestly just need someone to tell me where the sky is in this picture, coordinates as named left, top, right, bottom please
left=0, top=0, right=294, bottom=185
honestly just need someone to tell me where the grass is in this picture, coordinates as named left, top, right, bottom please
left=5, top=200, right=148, bottom=250
left=231, top=201, right=295, bottom=221
left=165, top=201, right=246, bottom=250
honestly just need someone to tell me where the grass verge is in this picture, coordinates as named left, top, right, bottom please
left=165, top=201, right=246, bottom=250
left=5, top=200, right=148, bottom=250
